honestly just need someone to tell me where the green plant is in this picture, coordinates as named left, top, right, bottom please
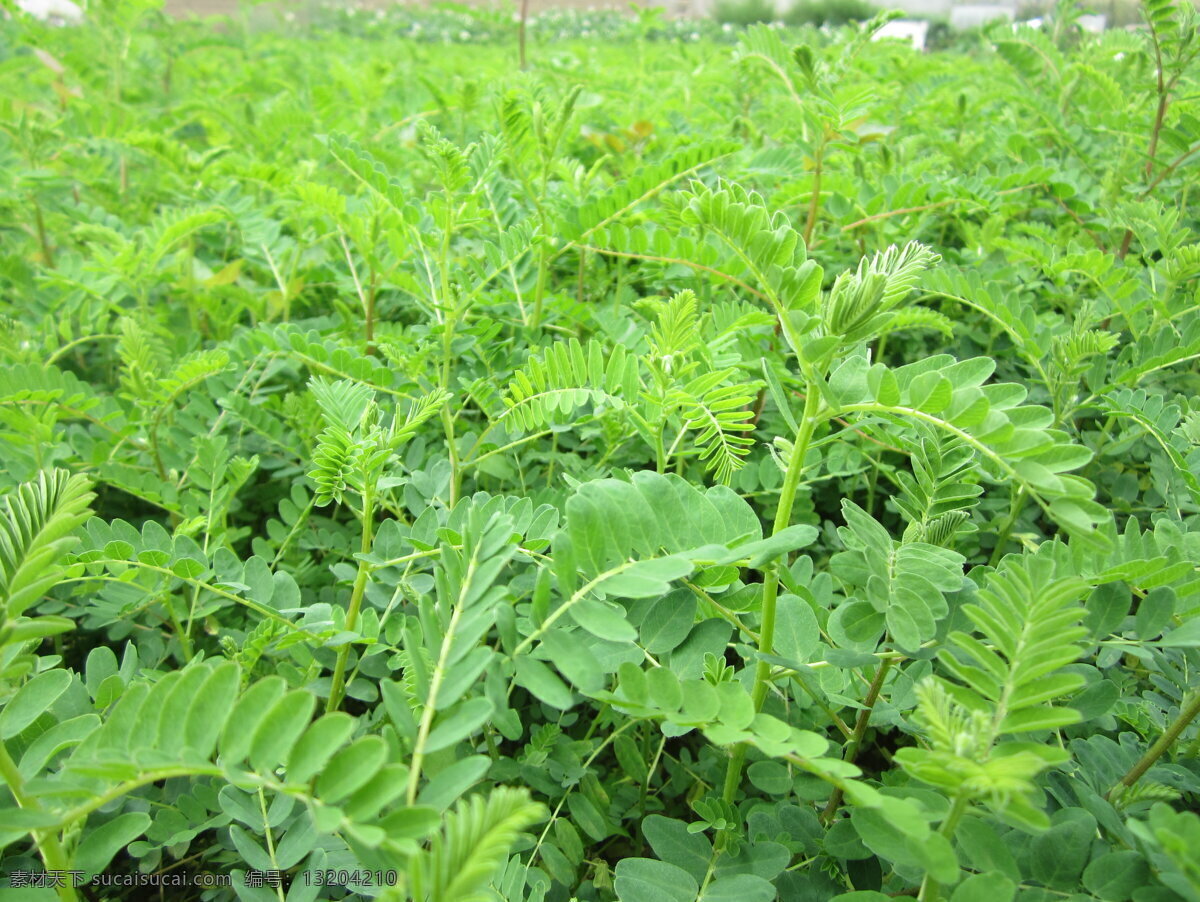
left=2, top=1, right=1200, bottom=899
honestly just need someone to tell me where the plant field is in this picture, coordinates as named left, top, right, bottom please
left=2, top=2, right=1200, bottom=900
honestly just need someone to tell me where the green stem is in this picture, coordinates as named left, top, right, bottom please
left=58, top=767, right=220, bottom=827
left=406, top=604, right=462, bottom=805
left=257, top=789, right=287, bottom=902
left=722, top=385, right=821, bottom=804
left=918, top=790, right=970, bottom=902
left=511, top=560, right=646, bottom=659
left=820, top=657, right=893, bottom=824
left=461, top=430, right=552, bottom=472
left=531, top=245, right=549, bottom=330
left=1118, top=15, right=1173, bottom=259
left=52, top=763, right=329, bottom=830
left=683, top=579, right=759, bottom=643
left=439, top=202, right=461, bottom=506
left=802, top=139, right=826, bottom=246
left=1086, top=415, right=1118, bottom=469
left=1108, top=690, right=1200, bottom=802
left=863, top=340, right=888, bottom=517
left=0, top=740, right=77, bottom=902
left=32, top=197, right=56, bottom=269
left=988, top=486, right=1027, bottom=567
left=441, top=408, right=460, bottom=508
left=697, top=849, right=721, bottom=895
left=655, top=418, right=668, bottom=474
left=163, top=593, right=193, bottom=663
left=326, top=488, right=374, bottom=714
left=365, top=268, right=377, bottom=354
left=752, top=400, right=819, bottom=711
left=524, top=716, right=638, bottom=869
left=269, top=497, right=316, bottom=568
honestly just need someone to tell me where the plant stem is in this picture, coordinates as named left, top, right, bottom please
left=32, top=197, right=55, bottom=269
left=365, top=270, right=377, bottom=354
left=1118, top=15, right=1169, bottom=260
left=1108, top=690, right=1200, bottom=802
left=439, top=205, right=461, bottom=506
left=326, top=487, right=374, bottom=714
left=802, top=138, right=826, bottom=246
left=441, top=407, right=460, bottom=508
left=0, top=740, right=77, bottom=902
left=918, top=790, right=970, bottom=902
left=164, top=593, right=193, bottom=663
left=722, top=384, right=821, bottom=804
left=820, top=657, right=893, bottom=824
left=531, top=246, right=549, bottom=330
left=524, top=716, right=639, bottom=869
left=577, top=248, right=585, bottom=305
left=988, top=486, right=1027, bottom=567
left=462, top=430, right=553, bottom=471
left=406, top=606, right=462, bottom=805
left=753, top=390, right=820, bottom=710
left=262, top=242, right=290, bottom=322
left=257, top=788, right=287, bottom=902
left=697, top=849, right=721, bottom=896
left=1144, top=47, right=1168, bottom=183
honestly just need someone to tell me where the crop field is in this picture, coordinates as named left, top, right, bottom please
left=2, top=1, right=1200, bottom=899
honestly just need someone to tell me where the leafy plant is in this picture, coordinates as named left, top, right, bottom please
left=2, top=1, right=1200, bottom=899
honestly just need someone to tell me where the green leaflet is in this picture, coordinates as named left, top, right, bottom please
left=830, top=499, right=966, bottom=649
left=827, top=354, right=1111, bottom=544
left=559, top=471, right=816, bottom=586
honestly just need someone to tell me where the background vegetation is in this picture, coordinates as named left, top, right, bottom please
left=2, top=1, right=1200, bottom=900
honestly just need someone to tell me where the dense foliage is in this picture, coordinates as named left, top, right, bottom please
left=2, top=1, right=1200, bottom=900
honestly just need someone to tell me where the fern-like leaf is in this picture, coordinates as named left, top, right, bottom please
left=1162, top=243, right=1200, bottom=285
left=1098, top=389, right=1200, bottom=507
left=680, top=180, right=823, bottom=317
left=502, top=338, right=640, bottom=432
left=396, top=388, right=450, bottom=443
left=1051, top=328, right=1119, bottom=378
left=645, top=289, right=702, bottom=367
left=407, top=787, right=546, bottom=902
left=894, top=423, right=982, bottom=539
left=309, top=376, right=375, bottom=434
left=328, top=133, right=410, bottom=216
left=671, top=371, right=762, bottom=485
left=823, top=242, right=942, bottom=343
left=0, top=470, right=95, bottom=620
left=896, top=554, right=1094, bottom=828
left=145, top=206, right=227, bottom=267
left=307, top=426, right=364, bottom=508
left=558, top=142, right=738, bottom=248
left=153, top=349, right=232, bottom=407
left=940, top=554, right=1091, bottom=734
